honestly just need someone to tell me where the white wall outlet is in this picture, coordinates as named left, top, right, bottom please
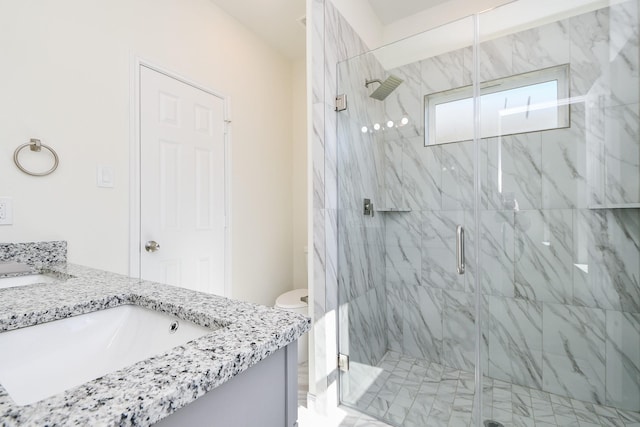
left=0, top=197, right=13, bottom=225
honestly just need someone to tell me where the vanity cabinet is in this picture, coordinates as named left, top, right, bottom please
left=155, top=343, right=298, bottom=427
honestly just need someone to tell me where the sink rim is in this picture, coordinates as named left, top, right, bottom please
left=0, top=299, right=231, bottom=334
left=0, top=303, right=218, bottom=406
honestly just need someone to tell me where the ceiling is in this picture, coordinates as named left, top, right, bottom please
left=209, top=0, right=443, bottom=60
left=368, top=0, right=451, bottom=25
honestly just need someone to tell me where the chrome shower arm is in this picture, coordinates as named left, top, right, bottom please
left=365, top=79, right=382, bottom=88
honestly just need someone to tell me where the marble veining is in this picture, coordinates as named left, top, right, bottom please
left=440, top=141, right=474, bottom=211
left=542, top=303, right=606, bottom=405
left=384, top=139, right=404, bottom=208
left=348, top=287, right=387, bottom=367
left=311, top=0, right=386, bottom=413
left=421, top=210, right=466, bottom=293
left=541, top=126, right=588, bottom=209
left=401, top=136, right=442, bottom=211
left=420, top=50, right=465, bottom=96
left=574, top=208, right=640, bottom=313
left=514, top=209, right=574, bottom=305
left=369, top=2, right=640, bottom=415
left=603, top=103, right=640, bottom=205
left=335, top=10, right=389, bottom=376
left=340, top=350, right=640, bottom=427
left=492, top=134, right=543, bottom=211
left=318, top=0, right=640, bottom=421
left=402, top=285, right=443, bottom=363
left=488, top=296, right=543, bottom=390
left=605, top=311, right=640, bottom=411
left=385, top=62, right=422, bottom=140
left=442, top=290, right=477, bottom=373
left=479, top=210, right=515, bottom=298
left=512, top=20, right=570, bottom=74
left=0, top=263, right=310, bottom=426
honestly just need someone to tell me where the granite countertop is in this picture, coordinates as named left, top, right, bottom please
left=0, top=263, right=311, bottom=426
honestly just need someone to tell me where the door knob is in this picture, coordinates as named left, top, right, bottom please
left=145, top=240, right=160, bottom=253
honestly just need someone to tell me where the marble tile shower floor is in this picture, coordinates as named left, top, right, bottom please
left=340, top=351, right=640, bottom=427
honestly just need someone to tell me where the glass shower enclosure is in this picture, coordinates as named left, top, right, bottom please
left=336, top=1, right=640, bottom=426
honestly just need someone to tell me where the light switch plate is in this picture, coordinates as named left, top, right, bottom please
left=97, top=166, right=114, bottom=188
left=0, top=197, right=13, bottom=225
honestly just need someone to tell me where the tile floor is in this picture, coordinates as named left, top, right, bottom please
left=299, top=351, right=640, bottom=427
left=298, top=361, right=389, bottom=427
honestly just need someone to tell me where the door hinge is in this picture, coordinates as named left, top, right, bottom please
left=335, top=94, right=347, bottom=112
left=338, top=353, right=349, bottom=372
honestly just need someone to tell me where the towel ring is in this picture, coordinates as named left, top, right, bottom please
left=13, top=139, right=59, bottom=177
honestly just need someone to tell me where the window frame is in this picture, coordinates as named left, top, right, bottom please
left=424, top=64, right=571, bottom=146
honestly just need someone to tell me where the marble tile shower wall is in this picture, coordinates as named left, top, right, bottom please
left=380, top=2, right=640, bottom=412
left=336, top=47, right=389, bottom=369
left=311, top=0, right=385, bottom=411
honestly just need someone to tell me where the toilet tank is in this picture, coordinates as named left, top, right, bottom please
left=275, top=289, right=308, bottom=363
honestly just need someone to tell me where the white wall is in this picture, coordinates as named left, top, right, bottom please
left=0, top=0, right=295, bottom=306
left=328, top=0, right=384, bottom=49
left=291, top=59, right=308, bottom=290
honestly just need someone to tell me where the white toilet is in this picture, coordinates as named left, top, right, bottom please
left=275, top=288, right=309, bottom=363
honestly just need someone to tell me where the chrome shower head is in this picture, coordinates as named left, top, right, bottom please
left=365, top=75, right=403, bottom=100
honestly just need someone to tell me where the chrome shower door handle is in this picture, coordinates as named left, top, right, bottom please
left=456, top=225, right=465, bottom=275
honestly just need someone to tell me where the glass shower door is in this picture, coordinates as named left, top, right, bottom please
left=334, top=1, right=640, bottom=426
left=478, top=1, right=640, bottom=426
left=335, top=15, right=482, bottom=427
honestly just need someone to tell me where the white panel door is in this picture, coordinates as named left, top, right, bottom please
left=140, top=66, right=226, bottom=296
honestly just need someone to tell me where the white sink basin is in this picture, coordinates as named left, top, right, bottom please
left=0, top=273, right=59, bottom=289
left=0, top=305, right=213, bottom=405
